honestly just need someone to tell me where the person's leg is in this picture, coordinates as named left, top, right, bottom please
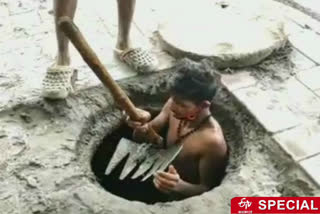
left=42, top=0, right=78, bottom=99
left=115, top=0, right=158, bottom=73
left=116, top=0, right=135, bottom=51
left=54, top=0, right=78, bottom=65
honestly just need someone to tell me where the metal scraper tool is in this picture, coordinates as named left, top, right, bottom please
left=105, top=138, right=183, bottom=181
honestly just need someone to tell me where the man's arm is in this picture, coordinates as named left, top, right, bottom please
left=173, top=136, right=227, bottom=197
left=154, top=135, right=227, bottom=197
left=154, top=165, right=208, bottom=197
left=147, top=98, right=172, bottom=132
left=199, top=136, right=227, bottom=188
left=131, top=99, right=172, bottom=143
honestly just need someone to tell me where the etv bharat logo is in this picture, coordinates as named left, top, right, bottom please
left=239, top=198, right=252, bottom=210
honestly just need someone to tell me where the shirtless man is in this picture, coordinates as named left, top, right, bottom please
left=43, top=0, right=157, bottom=99
left=127, top=60, right=228, bottom=198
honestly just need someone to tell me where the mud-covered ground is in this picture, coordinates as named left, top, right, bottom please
left=1, top=0, right=320, bottom=213
left=0, top=63, right=318, bottom=214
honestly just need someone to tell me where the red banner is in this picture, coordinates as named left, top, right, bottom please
left=231, top=197, right=320, bottom=214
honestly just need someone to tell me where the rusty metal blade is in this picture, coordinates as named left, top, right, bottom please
left=131, top=147, right=159, bottom=179
left=105, top=138, right=138, bottom=175
left=141, top=144, right=183, bottom=181
left=155, top=144, right=183, bottom=172
left=105, top=138, right=183, bottom=182
left=119, top=143, right=152, bottom=180
left=141, top=157, right=165, bottom=181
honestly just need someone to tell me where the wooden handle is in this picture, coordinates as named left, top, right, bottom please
left=58, top=16, right=142, bottom=121
left=58, top=17, right=162, bottom=143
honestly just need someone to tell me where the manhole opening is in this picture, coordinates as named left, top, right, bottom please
left=91, top=104, right=241, bottom=204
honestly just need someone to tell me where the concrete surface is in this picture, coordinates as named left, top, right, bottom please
left=1, top=0, right=320, bottom=213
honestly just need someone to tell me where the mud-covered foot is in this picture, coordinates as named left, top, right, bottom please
left=115, top=48, right=158, bottom=74
left=42, top=65, right=77, bottom=100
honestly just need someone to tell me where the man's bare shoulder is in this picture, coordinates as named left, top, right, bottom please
left=201, top=127, right=227, bottom=156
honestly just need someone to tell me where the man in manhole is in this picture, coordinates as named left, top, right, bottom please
left=126, top=60, right=228, bottom=199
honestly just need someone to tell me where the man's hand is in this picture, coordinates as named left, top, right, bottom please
left=125, top=108, right=151, bottom=128
left=125, top=108, right=164, bottom=145
left=153, top=165, right=180, bottom=194
left=125, top=108, right=151, bottom=143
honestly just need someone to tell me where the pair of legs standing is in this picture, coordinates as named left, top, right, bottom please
left=54, top=0, right=135, bottom=65
left=43, top=0, right=157, bottom=99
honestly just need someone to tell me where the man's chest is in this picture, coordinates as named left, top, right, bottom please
left=166, top=117, right=202, bottom=159
left=165, top=117, right=204, bottom=182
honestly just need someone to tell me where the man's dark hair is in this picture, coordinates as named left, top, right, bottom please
left=170, top=59, right=219, bottom=104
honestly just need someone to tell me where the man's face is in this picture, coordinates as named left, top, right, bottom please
left=170, top=96, right=202, bottom=120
